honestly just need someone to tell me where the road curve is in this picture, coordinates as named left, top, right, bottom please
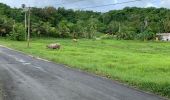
left=0, top=46, right=166, bottom=100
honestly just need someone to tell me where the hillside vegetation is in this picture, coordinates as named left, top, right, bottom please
left=0, top=3, right=170, bottom=40
left=0, top=38, right=170, bottom=98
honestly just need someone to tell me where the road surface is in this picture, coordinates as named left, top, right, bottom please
left=0, top=46, right=166, bottom=100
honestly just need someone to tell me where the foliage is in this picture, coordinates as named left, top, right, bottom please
left=106, top=21, right=119, bottom=34
left=1, top=3, right=170, bottom=40
left=100, top=34, right=116, bottom=39
left=85, top=18, right=98, bottom=39
left=117, top=25, right=137, bottom=40
left=8, top=23, right=25, bottom=41
left=136, top=30, right=155, bottom=41
left=58, top=20, right=70, bottom=38
left=0, top=15, right=13, bottom=37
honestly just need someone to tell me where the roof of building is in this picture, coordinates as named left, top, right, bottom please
left=156, top=33, right=170, bottom=36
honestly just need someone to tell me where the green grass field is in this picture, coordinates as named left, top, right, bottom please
left=0, top=38, right=170, bottom=98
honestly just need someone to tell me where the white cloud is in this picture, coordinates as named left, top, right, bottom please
left=114, top=0, right=118, bottom=3
left=145, top=3, right=157, bottom=8
left=160, top=0, right=170, bottom=8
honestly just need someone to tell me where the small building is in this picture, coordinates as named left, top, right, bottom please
left=156, top=33, right=170, bottom=41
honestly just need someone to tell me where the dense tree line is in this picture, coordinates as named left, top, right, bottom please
left=0, top=3, right=170, bottom=41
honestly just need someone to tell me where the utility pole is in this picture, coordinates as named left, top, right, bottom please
left=22, top=4, right=31, bottom=48
left=22, top=4, right=27, bottom=41
left=143, top=18, right=148, bottom=41
left=27, top=7, right=31, bottom=48
left=25, top=11, right=27, bottom=40
left=12, top=20, right=15, bottom=33
left=144, top=18, right=148, bottom=29
left=118, top=22, right=121, bottom=33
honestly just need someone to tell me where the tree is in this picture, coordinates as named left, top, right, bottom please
left=107, top=21, right=119, bottom=34
left=163, top=18, right=170, bottom=33
left=58, top=20, right=70, bottom=38
left=116, top=25, right=136, bottom=40
left=32, top=21, right=59, bottom=38
left=137, top=30, right=155, bottom=41
left=0, top=16, right=13, bottom=37
left=8, top=23, right=25, bottom=41
left=85, top=18, right=98, bottom=39
left=74, top=20, right=87, bottom=38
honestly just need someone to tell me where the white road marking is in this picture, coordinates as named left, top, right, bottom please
left=5, top=54, right=31, bottom=65
left=34, top=66, right=47, bottom=73
left=23, top=63, right=31, bottom=65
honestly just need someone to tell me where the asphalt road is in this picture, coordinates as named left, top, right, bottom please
left=0, top=46, right=166, bottom=100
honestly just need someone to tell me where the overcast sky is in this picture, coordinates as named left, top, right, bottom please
left=0, top=0, right=169, bottom=12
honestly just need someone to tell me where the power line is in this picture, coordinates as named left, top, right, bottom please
left=55, top=0, right=156, bottom=10
left=56, top=0, right=87, bottom=6
left=139, top=0, right=158, bottom=6
left=73, top=0, right=143, bottom=9
left=146, top=0, right=158, bottom=4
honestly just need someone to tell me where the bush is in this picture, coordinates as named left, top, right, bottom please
left=100, top=34, right=116, bottom=39
left=8, top=23, right=25, bottom=41
left=136, top=30, right=155, bottom=41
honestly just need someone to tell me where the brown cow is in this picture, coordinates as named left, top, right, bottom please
left=47, top=43, right=61, bottom=49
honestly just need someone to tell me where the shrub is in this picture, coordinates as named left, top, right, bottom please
left=136, top=30, right=155, bottom=41
left=100, top=34, right=116, bottom=39
left=8, top=23, right=25, bottom=41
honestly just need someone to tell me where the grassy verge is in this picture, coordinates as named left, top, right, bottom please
left=0, top=38, right=170, bottom=98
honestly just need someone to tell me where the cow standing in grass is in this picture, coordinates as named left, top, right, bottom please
left=73, top=39, right=78, bottom=42
left=47, top=43, right=61, bottom=49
